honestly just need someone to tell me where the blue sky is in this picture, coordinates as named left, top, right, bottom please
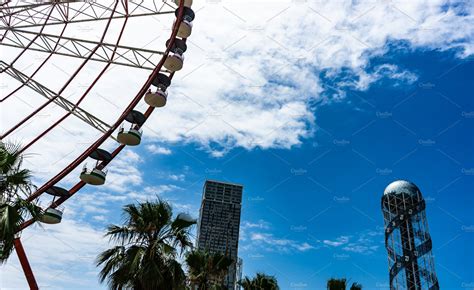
left=50, top=46, right=471, bottom=289
left=135, top=47, right=473, bottom=289
left=1, top=1, right=474, bottom=289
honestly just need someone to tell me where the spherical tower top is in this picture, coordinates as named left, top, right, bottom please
left=383, top=180, right=420, bottom=197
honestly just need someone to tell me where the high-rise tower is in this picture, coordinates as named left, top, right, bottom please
left=382, top=180, right=439, bottom=290
left=197, top=180, right=243, bottom=289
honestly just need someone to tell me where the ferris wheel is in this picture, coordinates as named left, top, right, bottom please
left=0, top=0, right=195, bottom=288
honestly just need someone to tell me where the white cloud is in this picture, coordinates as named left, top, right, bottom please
left=93, top=215, right=107, bottom=222
left=169, top=202, right=197, bottom=215
left=242, top=220, right=271, bottom=230
left=341, top=229, right=383, bottom=254
left=2, top=0, right=473, bottom=168
left=168, top=174, right=185, bottom=181
left=0, top=218, right=106, bottom=289
left=323, top=236, right=350, bottom=247
left=144, top=184, right=181, bottom=195
left=145, top=144, right=172, bottom=155
left=126, top=184, right=182, bottom=201
left=342, top=244, right=379, bottom=254
left=141, top=0, right=473, bottom=155
left=100, top=149, right=143, bottom=193
left=248, top=232, right=315, bottom=252
left=296, top=242, right=315, bottom=252
left=240, top=221, right=316, bottom=253
left=239, top=220, right=272, bottom=242
left=341, top=64, right=419, bottom=91
left=323, top=230, right=383, bottom=254
left=1, top=1, right=473, bottom=287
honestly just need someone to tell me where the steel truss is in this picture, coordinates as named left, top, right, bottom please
left=1, top=0, right=191, bottom=288
left=2, top=0, right=189, bottom=216
left=1, top=0, right=123, bottom=142
left=1, top=29, right=165, bottom=70
left=0, top=1, right=174, bottom=29
left=22, top=3, right=186, bottom=210
left=382, top=190, right=439, bottom=290
left=0, top=60, right=115, bottom=140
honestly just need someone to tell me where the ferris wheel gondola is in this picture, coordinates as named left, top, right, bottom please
left=0, top=0, right=196, bottom=287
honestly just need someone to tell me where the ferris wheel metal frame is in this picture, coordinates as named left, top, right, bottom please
left=0, top=0, right=195, bottom=288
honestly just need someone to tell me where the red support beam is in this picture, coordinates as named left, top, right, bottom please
left=13, top=238, right=39, bottom=290
left=0, top=0, right=119, bottom=140
left=22, top=0, right=186, bottom=204
left=20, top=1, right=186, bottom=227
left=18, top=0, right=130, bottom=154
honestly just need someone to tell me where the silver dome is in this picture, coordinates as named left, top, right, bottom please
left=383, top=180, right=420, bottom=196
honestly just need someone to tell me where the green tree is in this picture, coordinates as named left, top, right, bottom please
left=185, top=249, right=234, bottom=290
left=327, top=278, right=363, bottom=290
left=238, top=276, right=254, bottom=289
left=0, top=142, right=40, bottom=262
left=239, top=272, right=279, bottom=290
left=350, top=282, right=362, bottom=290
left=327, top=278, right=346, bottom=290
left=96, top=198, right=195, bottom=289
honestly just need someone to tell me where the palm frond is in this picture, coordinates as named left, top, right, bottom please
left=97, top=197, right=191, bottom=289
left=327, top=278, right=347, bottom=290
left=105, top=224, right=137, bottom=245
left=96, top=246, right=126, bottom=283
left=0, top=203, right=21, bottom=263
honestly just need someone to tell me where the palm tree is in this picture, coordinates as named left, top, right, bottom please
left=96, top=198, right=196, bottom=290
left=238, top=276, right=253, bottom=289
left=239, top=272, right=279, bottom=290
left=0, top=142, right=40, bottom=262
left=327, top=278, right=346, bottom=290
left=327, top=278, right=363, bottom=290
left=350, top=282, right=362, bottom=290
left=185, top=249, right=234, bottom=290
left=0, top=142, right=33, bottom=200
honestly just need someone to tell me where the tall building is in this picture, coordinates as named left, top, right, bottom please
left=197, top=180, right=243, bottom=289
left=381, top=180, right=439, bottom=290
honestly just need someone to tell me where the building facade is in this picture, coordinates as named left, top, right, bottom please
left=197, top=180, right=243, bottom=289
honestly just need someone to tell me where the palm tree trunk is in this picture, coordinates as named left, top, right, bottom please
left=13, top=238, right=38, bottom=290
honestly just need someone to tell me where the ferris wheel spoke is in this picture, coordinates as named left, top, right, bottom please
left=20, top=99, right=160, bottom=230
left=10, top=1, right=196, bottom=238
left=0, top=1, right=77, bottom=12
left=21, top=3, right=188, bottom=207
left=1, top=29, right=166, bottom=70
left=3, top=2, right=198, bottom=289
left=0, top=1, right=175, bottom=30
left=14, top=1, right=132, bottom=154
left=1, top=1, right=120, bottom=140
left=2, top=3, right=55, bottom=69
left=1, top=15, right=70, bottom=103
left=0, top=2, right=58, bottom=29
left=1, top=61, right=116, bottom=141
